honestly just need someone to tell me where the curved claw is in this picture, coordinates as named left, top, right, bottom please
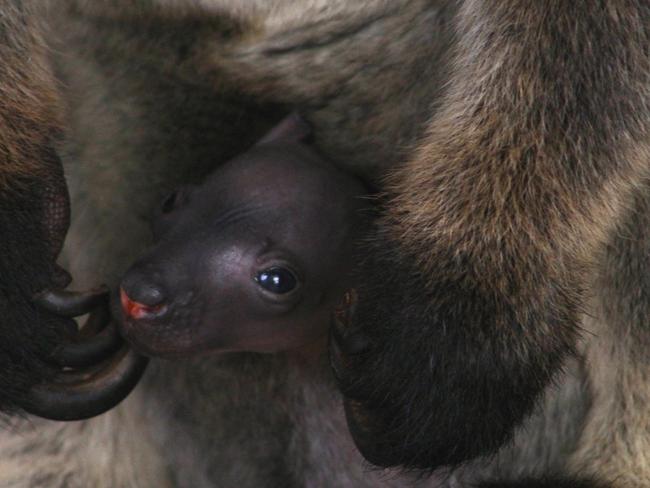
left=78, top=303, right=110, bottom=338
left=49, top=320, right=122, bottom=369
left=34, top=286, right=109, bottom=317
left=28, top=283, right=148, bottom=420
left=39, top=288, right=121, bottom=369
left=22, top=347, right=149, bottom=421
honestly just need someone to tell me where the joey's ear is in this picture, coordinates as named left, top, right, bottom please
left=257, top=112, right=311, bottom=145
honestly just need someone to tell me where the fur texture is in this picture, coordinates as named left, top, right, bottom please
left=332, top=0, right=650, bottom=474
left=0, top=1, right=648, bottom=487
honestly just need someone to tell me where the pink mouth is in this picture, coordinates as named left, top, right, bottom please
left=120, top=288, right=167, bottom=320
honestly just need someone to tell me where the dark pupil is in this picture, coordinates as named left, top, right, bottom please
left=256, top=268, right=297, bottom=294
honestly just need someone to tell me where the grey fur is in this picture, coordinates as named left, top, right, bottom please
left=0, top=1, right=647, bottom=486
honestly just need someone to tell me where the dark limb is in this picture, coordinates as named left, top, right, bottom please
left=0, top=0, right=146, bottom=418
left=331, top=1, right=650, bottom=471
left=0, top=145, right=148, bottom=420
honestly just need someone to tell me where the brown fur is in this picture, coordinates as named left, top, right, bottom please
left=0, top=1, right=648, bottom=487
left=377, top=3, right=650, bottom=483
left=0, top=1, right=61, bottom=190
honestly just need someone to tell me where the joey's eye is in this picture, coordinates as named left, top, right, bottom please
left=255, top=268, right=297, bottom=294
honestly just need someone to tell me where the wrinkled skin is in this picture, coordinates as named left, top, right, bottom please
left=117, top=117, right=369, bottom=357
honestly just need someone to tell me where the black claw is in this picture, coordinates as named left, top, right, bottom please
left=28, top=280, right=148, bottom=421
left=41, top=287, right=123, bottom=369
left=23, top=347, right=148, bottom=421
left=78, top=304, right=110, bottom=338
left=49, top=321, right=122, bottom=369
left=34, top=286, right=109, bottom=317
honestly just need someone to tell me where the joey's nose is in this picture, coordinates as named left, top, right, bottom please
left=120, top=273, right=168, bottom=319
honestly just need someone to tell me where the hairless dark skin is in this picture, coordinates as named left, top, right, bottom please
left=24, top=115, right=367, bottom=420
left=116, top=115, right=369, bottom=358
